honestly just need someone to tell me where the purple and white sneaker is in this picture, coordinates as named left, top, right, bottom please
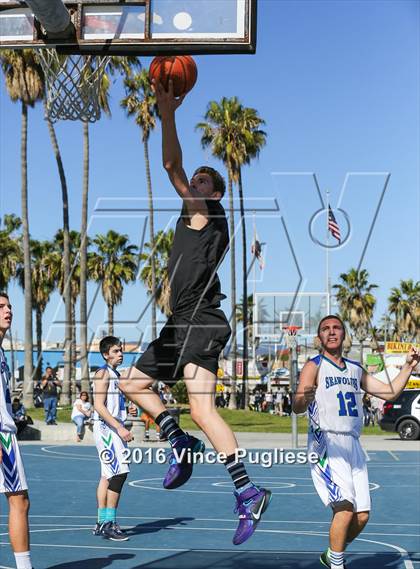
left=232, top=486, right=272, bottom=545
left=163, top=434, right=205, bottom=489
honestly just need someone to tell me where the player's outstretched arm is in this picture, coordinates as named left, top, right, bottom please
left=153, top=79, right=189, bottom=195
left=292, top=361, right=318, bottom=415
left=362, top=347, right=420, bottom=401
left=153, top=79, right=207, bottom=217
left=93, top=369, right=133, bottom=442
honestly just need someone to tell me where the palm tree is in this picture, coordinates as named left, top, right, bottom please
left=226, top=103, right=266, bottom=408
left=0, top=214, right=22, bottom=380
left=197, top=97, right=266, bottom=408
left=49, top=230, right=85, bottom=397
left=44, top=110, right=73, bottom=404
left=236, top=294, right=254, bottom=348
left=0, top=214, right=22, bottom=290
left=388, top=280, right=420, bottom=342
left=1, top=50, right=44, bottom=406
left=196, top=98, right=239, bottom=408
left=79, top=57, right=135, bottom=393
left=121, top=69, right=158, bottom=339
left=140, top=229, right=174, bottom=318
left=333, top=268, right=378, bottom=362
left=17, top=240, right=55, bottom=381
left=378, top=313, right=395, bottom=343
left=90, top=231, right=138, bottom=334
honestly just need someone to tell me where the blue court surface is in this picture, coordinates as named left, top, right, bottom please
left=1, top=446, right=419, bottom=569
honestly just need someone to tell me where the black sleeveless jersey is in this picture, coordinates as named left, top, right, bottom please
left=167, top=200, right=229, bottom=316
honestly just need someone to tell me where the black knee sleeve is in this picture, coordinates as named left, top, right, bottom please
left=108, top=473, right=127, bottom=494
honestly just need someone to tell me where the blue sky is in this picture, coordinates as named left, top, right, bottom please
left=0, top=0, right=418, bottom=345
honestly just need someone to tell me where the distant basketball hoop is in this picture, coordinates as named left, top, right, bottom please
left=282, top=325, right=301, bottom=350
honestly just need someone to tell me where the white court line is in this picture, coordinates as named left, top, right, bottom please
left=1, top=526, right=419, bottom=538
left=0, top=523, right=418, bottom=537
left=23, top=451, right=420, bottom=468
left=23, top=453, right=419, bottom=468
left=0, top=564, right=14, bottom=569
left=0, top=542, right=387, bottom=555
left=24, top=452, right=95, bottom=462
left=27, top=447, right=420, bottom=467
left=356, top=537, right=414, bottom=569
left=0, top=532, right=415, bottom=568
left=388, top=450, right=401, bottom=461
left=128, top=476, right=380, bottom=494
left=0, top=514, right=418, bottom=526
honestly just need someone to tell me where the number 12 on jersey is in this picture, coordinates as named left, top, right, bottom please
left=337, top=392, right=358, bottom=417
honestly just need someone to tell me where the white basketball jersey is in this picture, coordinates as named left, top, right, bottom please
left=0, top=348, right=16, bottom=433
left=93, top=365, right=127, bottom=424
left=307, top=354, right=364, bottom=437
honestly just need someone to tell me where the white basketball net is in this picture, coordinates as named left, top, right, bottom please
left=283, top=327, right=300, bottom=350
left=37, top=50, right=110, bottom=123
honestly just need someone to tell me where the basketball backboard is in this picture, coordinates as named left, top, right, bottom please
left=0, top=0, right=257, bottom=55
left=254, top=292, right=330, bottom=342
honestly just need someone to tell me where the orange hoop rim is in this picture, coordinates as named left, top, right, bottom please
left=281, top=325, right=302, bottom=335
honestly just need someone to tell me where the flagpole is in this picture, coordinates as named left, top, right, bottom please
left=252, top=212, right=256, bottom=374
left=326, top=190, right=331, bottom=314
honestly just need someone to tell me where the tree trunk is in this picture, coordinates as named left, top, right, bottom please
left=144, top=137, right=157, bottom=339
left=80, top=121, right=90, bottom=392
left=238, top=169, right=248, bottom=410
left=227, top=171, right=237, bottom=410
left=21, top=102, right=34, bottom=408
left=35, top=307, right=42, bottom=383
left=71, top=300, right=77, bottom=397
left=108, top=303, right=114, bottom=336
left=45, top=106, right=71, bottom=405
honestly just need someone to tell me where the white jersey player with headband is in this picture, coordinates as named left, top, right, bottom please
left=308, top=354, right=364, bottom=438
left=0, top=293, right=34, bottom=569
left=293, top=314, right=420, bottom=569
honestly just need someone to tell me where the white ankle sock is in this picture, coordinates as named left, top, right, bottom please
left=14, top=551, right=32, bottom=569
left=330, top=550, right=344, bottom=568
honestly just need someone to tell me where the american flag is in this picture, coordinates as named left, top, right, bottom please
left=251, top=233, right=264, bottom=269
left=328, top=206, right=341, bottom=243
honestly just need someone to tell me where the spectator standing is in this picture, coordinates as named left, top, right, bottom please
left=41, top=367, right=61, bottom=425
left=248, top=393, right=256, bottom=411
left=283, top=388, right=291, bottom=416
left=362, top=393, right=372, bottom=426
left=274, top=391, right=283, bottom=416
left=264, top=391, right=274, bottom=413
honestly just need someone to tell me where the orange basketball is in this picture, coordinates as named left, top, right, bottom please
left=149, top=55, right=197, bottom=97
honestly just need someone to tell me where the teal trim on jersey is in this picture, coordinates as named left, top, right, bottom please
left=321, top=355, right=347, bottom=372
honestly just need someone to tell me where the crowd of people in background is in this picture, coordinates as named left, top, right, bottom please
left=13, top=368, right=385, bottom=439
left=215, top=386, right=293, bottom=416
left=249, top=387, right=292, bottom=415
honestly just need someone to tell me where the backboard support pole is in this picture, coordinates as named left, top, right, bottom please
left=24, top=0, right=70, bottom=33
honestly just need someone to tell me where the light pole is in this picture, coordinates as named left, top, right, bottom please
left=286, top=327, right=299, bottom=449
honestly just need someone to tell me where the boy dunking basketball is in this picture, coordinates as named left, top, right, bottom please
left=92, top=336, right=133, bottom=541
left=119, top=80, right=271, bottom=545
left=294, top=315, right=420, bottom=568
left=0, top=293, right=34, bottom=569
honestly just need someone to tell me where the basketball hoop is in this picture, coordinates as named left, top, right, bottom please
left=282, top=325, right=301, bottom=350
left=37, top=50, right=110, bottom=123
